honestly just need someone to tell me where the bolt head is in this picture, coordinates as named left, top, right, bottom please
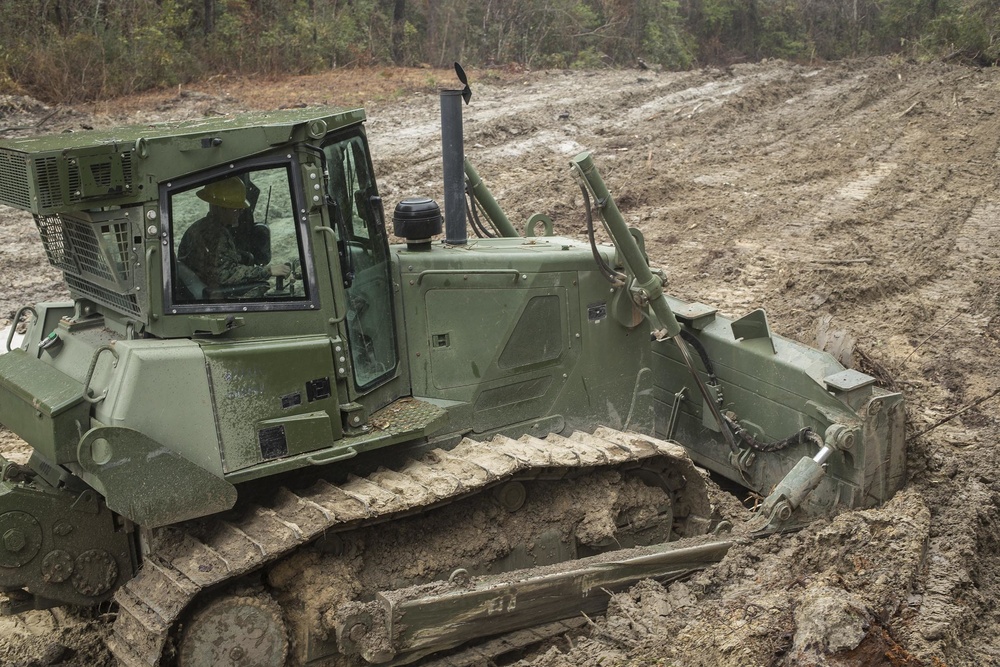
left=3, top=529, right=25, bottom=553
left=349, top=623, right=368, bottom=642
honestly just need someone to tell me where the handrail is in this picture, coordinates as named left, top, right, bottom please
left=6, top=306, right=37, bottom=352
left=314, top=226, right=348, bottom=324
left=82, top=345, right=120, bottom=404
left=416, top=268, right=523, bottom=285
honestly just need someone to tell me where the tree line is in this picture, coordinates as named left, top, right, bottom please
left=0, top=0, right=996, bottom=102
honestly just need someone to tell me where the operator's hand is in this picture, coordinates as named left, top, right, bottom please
left=268, top=263, right=292, bottom=278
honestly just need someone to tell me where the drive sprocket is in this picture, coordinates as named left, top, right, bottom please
left=177, top=590, right=288, bottom=667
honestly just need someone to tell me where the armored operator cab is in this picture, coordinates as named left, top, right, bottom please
left=0, top=86, right=905, bottom=667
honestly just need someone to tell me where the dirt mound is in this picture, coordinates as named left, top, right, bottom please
left=526, top=488, right=932, bottom=666
left=1, top=58, right=999, bottom=666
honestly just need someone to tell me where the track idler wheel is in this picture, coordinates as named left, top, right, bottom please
left=178, top=590, right=288, bottom=667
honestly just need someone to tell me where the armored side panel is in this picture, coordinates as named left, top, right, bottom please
left=652, top=301, right=906, bottom=513
left=201, top=336, right=343, bottom=472
left=397, top=236, right=653, bottom=439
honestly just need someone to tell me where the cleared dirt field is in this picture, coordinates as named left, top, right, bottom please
left=1, top=57, right=998, bottom=666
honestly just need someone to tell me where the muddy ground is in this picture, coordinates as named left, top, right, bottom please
left=1, top=57, right=999, bottom=666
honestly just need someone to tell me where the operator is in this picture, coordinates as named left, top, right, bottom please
left=177, top=177, right=290, bottom=296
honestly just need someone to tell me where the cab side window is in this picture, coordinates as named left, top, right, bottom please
left=168, top=165, right=310, bottom=307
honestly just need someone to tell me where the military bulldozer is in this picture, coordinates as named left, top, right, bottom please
left=0, top=70, right=905, bottom=666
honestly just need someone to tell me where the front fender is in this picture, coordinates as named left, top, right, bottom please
left=77, top=426, right=238, bottom=528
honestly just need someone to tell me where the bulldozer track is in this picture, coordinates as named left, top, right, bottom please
left=418, top=617, right=590, bottom=667
left=107, top=427, right=712, bottom=667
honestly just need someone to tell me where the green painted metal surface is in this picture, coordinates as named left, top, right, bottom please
left=397, top=236, right=648, bottom=437
left=0, top=350, right=88, bottom=464
left=76, top=426, right=237, bottom=527
left=651, top=299, right=906, bottom=514
left=202, top=336, right=341, bottom=471
left=0, top=454, right=135, bottom=610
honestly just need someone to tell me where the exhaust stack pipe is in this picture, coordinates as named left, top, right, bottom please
left=441, top=64, right=472, bottom=245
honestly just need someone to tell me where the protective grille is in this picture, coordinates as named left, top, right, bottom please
left=37, top=157, right=64, bottom=209
left=66, top=274, right=141, bottom=317
left=35, top=215, right=76, bottom=272
left=66, top=161, right=81, bottom=203
left=35, top=213, right=138, bottom=319
left=0, top=148, right=31, bottom=210
left=121, top=152, right=133, bottom=184
left=67, top=219, right=129, bottom=283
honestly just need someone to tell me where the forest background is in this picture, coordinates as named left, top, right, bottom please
left=0, top=0, right=997, bottom=103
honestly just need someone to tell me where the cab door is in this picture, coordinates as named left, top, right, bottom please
left=323, top=133, right=399, bottom=407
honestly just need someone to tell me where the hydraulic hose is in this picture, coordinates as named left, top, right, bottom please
left=465, top=195, right=495, bottom=238
left=678, top=329, right=719, bottom=387
left=580, top=183, right=626, bottom=285
left=726, top=419, right=814, bottom=453
left=464, top=159, right=519, bottom=238
left=674, top=328, right=811, bottom=453
left=571, top=152, right=738, bottom=453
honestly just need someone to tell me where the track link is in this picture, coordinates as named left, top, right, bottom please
left=419, top=618, right=590, bottom=667
left=108, top=427, right=712, bottom=667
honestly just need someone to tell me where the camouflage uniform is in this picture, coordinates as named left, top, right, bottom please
left=177, top=213, right=270, bottom=294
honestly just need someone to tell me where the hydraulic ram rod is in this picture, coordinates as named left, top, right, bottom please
left=570, top=152, right=738, bottom=452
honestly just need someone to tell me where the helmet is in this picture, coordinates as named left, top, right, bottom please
left=196, top=177, right=250, bottom=209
